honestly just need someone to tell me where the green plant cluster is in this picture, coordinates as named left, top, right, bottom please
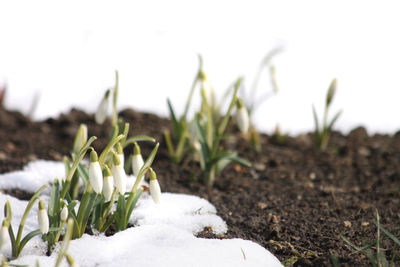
left=0, top=71, right=160, bottom=264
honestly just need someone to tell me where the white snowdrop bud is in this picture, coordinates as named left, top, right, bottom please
left=0, top=220, right=10, bottom=249
left=61, top=205, right=68, bottom=222
left=102, top=166, right=114, bottom=201
left=112, top=153, right=126, bottom=195
left=38, top=200, right=49, bottom=234
left=116, top=142, right=124, bottom=166
left=131, top=142, right=144, bottom=177
left=72, top=124, right=88, bottom=155
left=95, top=89, right=110, bottom=124
left=149, top=168, right=161, bottom=204
left=235, top=99, right=249, bottom=134
left=89, top=150, right=103, bottom=194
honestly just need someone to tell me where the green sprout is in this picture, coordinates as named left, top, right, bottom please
left=312, top=79, right=342, bottom=150
left=195, top=77, right=251, bottom=188
left=340, top=210, right=400, bottom=267
left=164, top=55, right=205, bottom=163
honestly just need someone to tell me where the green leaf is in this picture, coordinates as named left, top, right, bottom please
left=312, top=104, right=320, bottom=137
left=375, top=223, right=400, bottom=246
left=48, top=179, right=60, bottom=217
left=17, top=228, right=60, bottom=257
left=167, top=98, right=179, bottom=130
left=99, top=134, right=124, bottom=167
left=16, top=185, right=48, bottom=249
left=76, top=162, right=89, bottom=186
left=327, top=109, right=343, bottom=131
left=125, top=188, right=143, bottom=227
left=123, top=135, right=156, bottom=148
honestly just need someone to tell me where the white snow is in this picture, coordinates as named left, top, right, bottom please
left=0, top=161, right=282, bottom=266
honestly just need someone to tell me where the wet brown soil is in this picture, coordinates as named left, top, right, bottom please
left=0, top=107, right=399, bottom=266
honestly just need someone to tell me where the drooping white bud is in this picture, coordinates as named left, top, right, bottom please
left=149, top=168, right=161, bottom=204
left=0, top=220, right=10, bottom=249
left=235, top=99, right=249, bottom=134
left=111, top=153, right=126, bottom=195
left=38, top=200, right=49, bottom=234
left=89, top=150, right=103, bottom=194
left=131, top=142, right=144, bottom=177
left=95, top=89, right=110, bottom=124
left=102, top=166, right=114, bottom=201
left=61, top=205, right=68, bottom=222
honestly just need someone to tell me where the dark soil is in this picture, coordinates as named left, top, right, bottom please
left=0, top=107, right=399, bottom=266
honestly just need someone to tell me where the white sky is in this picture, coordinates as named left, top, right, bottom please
left=0, top=0, right=399, bottom=135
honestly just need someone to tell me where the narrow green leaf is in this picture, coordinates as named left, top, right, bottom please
left=123, top=135, right=156, bottom=148
left=376, top=223, right=400, bottom=246
left=327, top=109, right=343, bottom=131
left=125, top=188, right=143, bottom=227
left=312, top=104, right=320, bottom=136
left=76, top=163, right=89, bottom=186
left=48, top=179, right=60, bottom=217
left=16, top=185, right=48, bottom=248
left=17, top=228, right=60, bottom=257
left=99, top=134, right=124, bottom=167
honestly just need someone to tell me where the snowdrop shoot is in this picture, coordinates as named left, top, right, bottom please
left=72, top=124, right=87, bottom=155
left=132, top=142, right=144, bottom=177
left=149, top=168, right=161, bottom=204
left=95, top=89, right=110, bottom=124
left=89, top=150, right=103, bottom=194
left=112, top=152, right=127, bottom=195
left=0, top=220, right=10, bottom=249
left=102, top=166, right=114, bottom=201
left=235, top=98, right=249, bottom=134
left=38, top=200, right=49, bottom=234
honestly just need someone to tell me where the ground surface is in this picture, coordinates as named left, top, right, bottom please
left=0, top=107, right=399, bottom=266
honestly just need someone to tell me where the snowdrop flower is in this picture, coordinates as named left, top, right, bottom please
left=149, top=168, right=161, bottom=204
left=131, top=142, right=144, bottom=177
left=61, top=204, right=68, bottom=222
left=235, top=98, right=249, bottom=134
left=0, top=220, right=10, bottom=249
left=72, top=124, right=87, bottom=155
left=102, top=166, right=114, bottom=201
left=112, top=153, right=126, bottom=195
left=116, top=142, right=124, bottom=166
left=89, top=150, right=103, bottom=194
left=95, top=89, right=110, bottom=124
left=38, top=200, right=49, bottom=234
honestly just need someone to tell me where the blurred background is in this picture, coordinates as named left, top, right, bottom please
left=0, top=0, right=399, bottom=135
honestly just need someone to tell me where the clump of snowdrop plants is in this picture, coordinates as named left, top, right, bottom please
left=312, top=78, right=342, bottom=150
left=0, top=71, right=162, bottom=260
left=166, top=56, right=251, bottom=187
